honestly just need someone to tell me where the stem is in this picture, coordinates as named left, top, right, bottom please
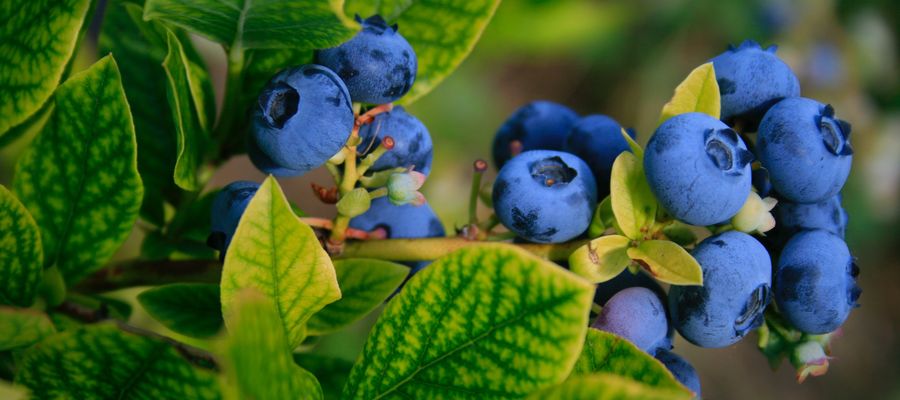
left=368, top=187, right=388, bottom=199
left=329, top=214, right=351, bottom=244
left=468, top=168, right=485, bottom=225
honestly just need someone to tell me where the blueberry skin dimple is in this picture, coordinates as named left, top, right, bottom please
left=493, top=150, right=597, bottom=243
left=775, top=194, right=848, bottom=238
left=758, top=97, right=853, bottom=203
left=669, top=231, right=772, bottom=348
left=591, top=287, right=670, bottom=354
left=563, top=114, right=632, bottom=198
left=358, top=106, right=433, bottom=175
left=492, top=101, right=579, bottom=169
left=250, top=64, right=354, bottom=175
left=208, top=181, right=260, bottom=256
left=350, top=196, right=445, bottom=274
left=645, top=113, right=753, bottom=226
left=654, top=350, right=702, bottom=396
left=774, top=230, right=860, bottom=334
left=316, top=15, right=417, bottom=104
left=710, top=40, right=800, bottom=128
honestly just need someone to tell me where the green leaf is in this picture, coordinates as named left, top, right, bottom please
left=143, top=0, right=355, bottom=51
left=138, top=283, right=223, bottom=338
left=662, top=221, right=698, bottom=246
left=610, top=152, right=657, bottom=240
left=293, top=354, right=353, bottom=400
left=244, top=48, right=314, bottom=104
left=0, top=185, right=43, bottom=306
left=16, top=323, right=220, bottom=399
left=620, top=127, right=644, bottom=159
left=342, top=243, right=594, bottom=399
left=588, top=195, right=615, bottom=238
left=529, top=373, right=692, bottom=400
left=221, top=176, right=341, bottom=349
left=569, top=235, right=632, bottom=284
left=13, top=55, right=143, bottom=284
left=0, top=0, right=91, bottom=137
left=626, top=240, right=703, bottom=285
left=0, top=307, right=55, bottom=351
left=223, top=290, right=323, bottom=400
left=163, top=28, right=213, bottom=191
left=659, top=62, right=720, bottom=125
left=307, top=259, right=408, bottom=335
left=571, top=329, right=688, bottom=393
left=345, top=0, right=502, bottom=104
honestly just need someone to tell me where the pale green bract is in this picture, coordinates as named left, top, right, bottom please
left=0, top=186, right=43, bottom=306
left=627, top=240, right=703, bottom=285
left=659, top=62, right=721, bottom=124
left=220, top=176, right=341, bottom=348
left=342, top=243, right=594, bottom=399
left=0, top=307, right=55, bottom=351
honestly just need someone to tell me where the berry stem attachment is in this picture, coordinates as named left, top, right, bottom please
left=368, top=187, right=388, bottom=199
left=357, top=136, right=395, bottom=177
left=469, top=160, right=488, bottom=224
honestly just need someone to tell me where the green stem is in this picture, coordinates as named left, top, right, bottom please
left=329, top=214, right=351, bottom=244
left=468, top=169, right=484, bottom=225
left=368, top=187, right=387, bottom=199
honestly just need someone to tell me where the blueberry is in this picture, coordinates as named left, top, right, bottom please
left=757, top=97, right=852, bottom=203
left=249, top=64, right=354, bottom=175
left=710, top=40, right=800, bottom=128
left=246, top=133, right=303, bottom=177
left=563, top=114, right=632, bottom=198
left=669, top=231, right=772, bottom=348
left=774, top=229, right=860, bottom=334
left=316, top=15, right=417, bottom=104
left=775, top=194, right=848, bottom=238
left=654, top=349, right=702, bottom=396
left=594, top=270, right=675, bottom=348
left=358, top=106, right=433, bottom=175
left=492, top=101, right=579, bottom=168
left=350, top=196, right=445, bottom=274
left=492, top=150, right=597, bottom=243
left=207, top=181, right=260, bottom=257
left=591, top=287, right=670, bottom=354
left=752, top=166, right=774, bottom=197
left=645, top=113, right=753, bottom=226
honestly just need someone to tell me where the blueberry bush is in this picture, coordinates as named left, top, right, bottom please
left=0, top=1, right=861, bottom=399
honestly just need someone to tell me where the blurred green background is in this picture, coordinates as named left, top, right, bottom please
left=2, top=0, right=898, bottom=398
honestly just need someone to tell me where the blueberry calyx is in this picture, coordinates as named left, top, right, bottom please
left=817, top=105, right=853, bottom=156
left=529, top=156, right=576, bottom=187
left=259, top=82, right=299, bottom=129
left=704, top=128, right=753, bottom=174
left=356, top=14, right=397, bottom=34
left=734, top=284, right=770, bottom=334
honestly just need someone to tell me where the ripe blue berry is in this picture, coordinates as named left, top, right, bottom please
left=350, top=196, right=445, bottom=274
left=594, top=269, right=665, bottom=307
left=654, top=349, right=702, bottom=396
left=591, top=287, right=670, bottom=354
left=246, top=134, right=302, bottom=177
left=758, top=97, right=853, bottom=203
left=775, top=194, right=847, bottom=238
left=358, top=106, right=433, bottom=175
left=207, top=181, right=260, bottom=257
left=645, top=113, right=753, bottom=226
left=250, top=64, right=354, bottom=175
left=493, top=150, right=597, bottom=243
left=563, top=114, right=632, bottom=198
left=774, top=230, right=860, bottom=334
left=316, top=15, right=417, bottom=104
left=669, top=231, right=772, bottom=348
left=710, top=40, right=800, bottom=128
left=492, top=101, right=579, bottom=168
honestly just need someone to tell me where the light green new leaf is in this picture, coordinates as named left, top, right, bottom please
left=342, top=243, right=594, bottom=399
left=13, top=56, right=143, bottom=284
left=620, top=127, right=644, bottom=159
left=662, top=221, right=698, bottom=246
left=221, top=176, right=341, bottom=348
left=569, top=235, right=632, bottom=284
left=571, top=329, right=688, bottom=393
left=659, top=62, right=720, bottom=125
left=529, top=373, right=692, bottom=400
left=0, top=185, right=43, bottom=306
left=588, top=196, right=615, bottom=238
left=0, top=0, right=91, bottom=137
left=610, top=152, right=657, bottom=240
left=345, top=0, right=502, bottom=104
left=16, top=323, right=220, bottom=399
left=627, top=240, right=703, bottom=285
left=224, top=290, right=322, bottom=400
left=163, top=29, right=213, bottom=191
left=307, top=259, right=408, bottom=335
left=0, top=307, right=55, bottom=351
left=144, top=0, right=355, bottom=51
left=138, top=283, right=223, bottom=338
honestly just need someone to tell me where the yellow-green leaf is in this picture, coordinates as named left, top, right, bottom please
left=620, top=127, right=644, bottom=159
left=16, top=323, right=220, bottom=399
left=529, top=373, right=692, bottom=400
left=571, top=329, right=688, bottom=394
left=627, top=240, right=703, bottom=285
left=223, top=290, right=322, bottom=400
left=220, top=176, right=341, bottom=348
left=0, top=185, right=42, bottom=306
left=306, top=259, right=408, bottom=335
left=0, top=380, right=29, bottom=400
left=569, top=235, right=632, bottom=284
left=138, top=283, right=222, bottom=339
left=659, top=62, right=720, bottom=125
left=0, top=307, right=55, bottom=351
left=0, top=0, right=91, bottom=137
left=610, top=152, right=657, bottom=240
left=13, top=55, right=143, bottom=284
left=342, top=243, right=594, bottom=399
left=588, top=195, right=615, bottom=238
